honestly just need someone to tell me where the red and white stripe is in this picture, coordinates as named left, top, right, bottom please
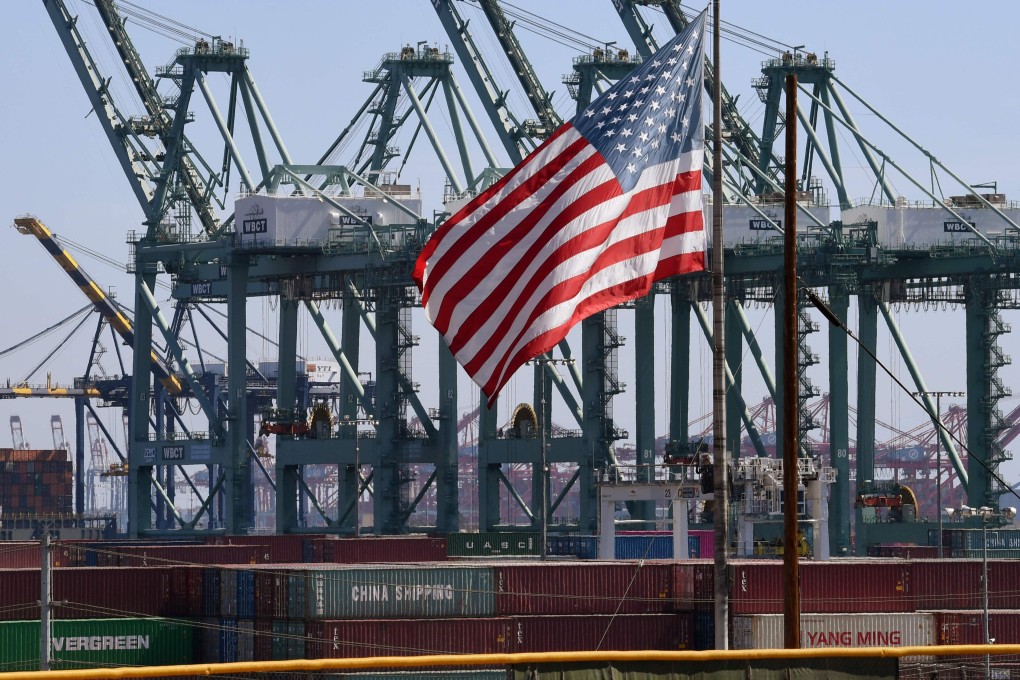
left=414, top=124, right=705, bottom=403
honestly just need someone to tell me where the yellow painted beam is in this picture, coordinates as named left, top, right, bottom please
left=2, top=646, right=1020, bottom=679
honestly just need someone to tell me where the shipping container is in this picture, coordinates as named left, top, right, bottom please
left=272, top=620, right=306, bottom=660
left=304, top=565, right=495, bottom=619
left=288, top=572, right=307, bottom=619
left=989, top=561, right=1020, bottom=609
left=800, top=560, right=912, bottom=613
left=615, top=535, right=673, bottom=559
left=931, top=610, right=1020, bottom=645
left=0, top=617, right=194, bottom=670
left=911, top=560, right=983, bottom=610
left=313, top=536, right=448, bottom=564
left=733, top=612, right=934, bottom=651
left=0, top=542, right=42, bottom=569
left=512, top=614, right=693, bottom=652
left=674, top=561, right=714, bottom=612
left=730, top=560, right=912, bottom=615
left=207, top=534, right=311, bottom=563
left=169, top=566, right=205, bottom=618
left=691, top=611, right=714, bottom=650
left=447, top=532, right=539, bottom=558
left=54, top=567, right=173, bottom=619
left=307, top=618, right=512, bottom=658
left=494, top=562, right=673, bottom=615
left=545, top=535, right=598, bottom=559
left=218, top=567, right=255, bottom=619
left=115, top=544, right=262, bottom=567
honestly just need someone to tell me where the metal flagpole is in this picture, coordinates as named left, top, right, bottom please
left=711, top=0, right=729, bottom=651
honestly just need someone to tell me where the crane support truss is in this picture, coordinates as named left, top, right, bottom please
left=35, top=0, right=1020, bottom=549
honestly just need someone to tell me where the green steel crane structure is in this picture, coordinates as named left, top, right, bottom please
left=33, top=0, right=1020, bottom=555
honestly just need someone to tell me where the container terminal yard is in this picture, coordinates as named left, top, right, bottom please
left=3, top=0, right=1020, bottom=678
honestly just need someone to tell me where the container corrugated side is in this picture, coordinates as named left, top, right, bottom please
left=0, top=569, right=40, bottom=620
left=169, top=566, right=205, bottom=617
left=0, top=543, right=40, bottom=568
left=0, top=617, right=194, bottom=670
left=800, top=560, right=912, bottom=613
left=674, top=561, right=714, bottom=612
left=729, top=561, right=782, bottom=615
left=447, top=532, right=539, bottom=557
left=305, top=565, right=495, bottom=619
left=54, top=567, right=173, bottom=619
left=511, top=613, right=693, bottom=652
left=545, top=535, right=598, bottom=559
left=932, top=610, right=1020, bottom=645
left=307, top=618, right=512, bottom=658
left=207, top=534, right=314, bottom=563
left=912, top=560, right=982, bottom=610
left=115, top=544, right=261, bottom=567
left=217, top=567, right=255, bottom=619
left=272, top=619, right=305, bottom=660
left=494, top=562, right=673, bottom=615
left=320, top=537, right=448, bottom=563
left=615, top=535, right=672, bottom=559
left=733, top=612, right=934, bottom=652
left=989, top=561, right=1020, bottom=609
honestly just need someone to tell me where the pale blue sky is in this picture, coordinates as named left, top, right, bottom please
left=2, top=1, right=1018, bottom=485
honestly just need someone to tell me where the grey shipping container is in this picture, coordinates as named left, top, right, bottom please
left=304, top=565, right=495, bottom=619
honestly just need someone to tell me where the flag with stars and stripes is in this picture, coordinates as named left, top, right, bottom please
left=414, top=10, right=707, bottom=405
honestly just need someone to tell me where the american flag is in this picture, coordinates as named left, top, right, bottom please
left=414, top=10, right=707, bottom=404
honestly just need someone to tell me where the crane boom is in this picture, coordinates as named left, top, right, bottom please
left=475, top=0, right=562, bottom=136
left=430, top=0, right=528, bottom=163
left=91, top=0, right=219, bottom=234
left=14, top=216, right=182, bottom=394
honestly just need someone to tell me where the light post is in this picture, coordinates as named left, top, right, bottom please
left=946, top=504, right=1016, bottom=677
left=527, top=356, right=573, bottom=560
left=913, top=390, right=964, bottom=558
left=343, top=415, right=378, bottom=537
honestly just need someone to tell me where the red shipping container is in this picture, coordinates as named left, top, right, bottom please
left=306, top=618, right=512, bottom=658
left=0, top=569, right=41, bottom=620
left=53, top=567, right=173, bottom=619
left=253, top=618, right=273, bottom=661
left=321, top=537, right=448, bottom=564
left=912, top=560, right=983, bottom=610
left=729, top=561, right=783, bottom=615
left=0, top=543, right=41, bottom=569
left=674, top=560, right=714, bottom=612
left=801, top=560, right=912, bottom=613
left=933, top=610, right=985, bottom=645
left=116, top=544, right=262, bottom=567
left=494, top=562, right=673, bottom=615
left=207, top=534, right=312, bottom=564
left=511, top=613, right=694, bottom=652
left=989, top=561, right=1020, bottom=609
left=169, top=566, right=205, bottom=617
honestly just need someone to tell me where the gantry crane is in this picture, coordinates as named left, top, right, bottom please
left=33, top=0, right=1020, bottom=554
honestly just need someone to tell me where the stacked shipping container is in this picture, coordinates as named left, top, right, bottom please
left=0, top=448, right=72, bottom=515
left=2, top=536, right=1020, bottom=671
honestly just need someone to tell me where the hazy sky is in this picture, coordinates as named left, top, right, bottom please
left=2, top=1, right=1019, bottom=484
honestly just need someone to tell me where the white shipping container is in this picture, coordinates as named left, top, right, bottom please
left=235, top=194, right=423, bottom=247
left=841, top=204, right=1020, bottom=249
left=733, top=612, right=934, bottom=651
left=707, top=204, right=832, bottom=246
left=306, top=360, right=341, bottom=384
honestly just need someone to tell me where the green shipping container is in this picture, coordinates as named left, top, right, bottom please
left=0, top=618, right=194, bottom=671
left=305, top=565, right=495, bottom=619
left=447, top=532, right=539, bottom=557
